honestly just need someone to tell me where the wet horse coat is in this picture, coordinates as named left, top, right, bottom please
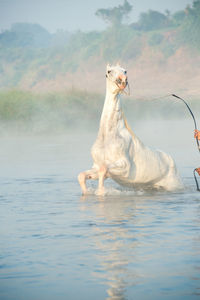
left=78, top=64, right=182, bottom=195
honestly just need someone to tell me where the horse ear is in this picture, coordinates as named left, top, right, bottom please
left=106, top=64, right=111, bottom=72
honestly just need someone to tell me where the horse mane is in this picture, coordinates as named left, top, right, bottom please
left=122, top=111, right=135, bottom=139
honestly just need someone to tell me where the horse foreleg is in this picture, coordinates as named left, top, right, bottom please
left=78, top=168, right=98, bottom=195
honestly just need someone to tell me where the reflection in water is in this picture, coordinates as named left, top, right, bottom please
left=1, top=134, right=200, bottom=300
left=80, top=190, right=200, bottom=300
left=80, top=195, right=146, bottom=300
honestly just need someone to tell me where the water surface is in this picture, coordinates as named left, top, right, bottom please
left=1, top=123, right=200, bottom=300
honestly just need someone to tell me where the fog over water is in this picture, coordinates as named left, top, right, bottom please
left=1, top=77, right=200, bottom=300
left=1, top=117, right=200, bottom=299
left=1, top=0, right=200, bottom=299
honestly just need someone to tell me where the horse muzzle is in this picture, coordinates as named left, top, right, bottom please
left=116, top=75, right=128, bottom=90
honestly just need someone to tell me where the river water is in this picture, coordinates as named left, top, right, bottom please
left=1, top=120, right=200, bottom=300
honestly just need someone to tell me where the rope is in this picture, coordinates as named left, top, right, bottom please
left=133, top=92, right=200, bottom=191
left=171, top=94, right=200, bottom=152
left=106, top=73, right=130, bottom=95
left=106, top=75, right=200, bottom=191
left=194, top=169, right=200, bottom=191
left=171, top=94, right=200, bottom=191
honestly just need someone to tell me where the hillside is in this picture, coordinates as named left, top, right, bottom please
left=0, top=1, right=200, bottom=102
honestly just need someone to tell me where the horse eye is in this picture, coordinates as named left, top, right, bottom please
left=108, top=70, right=111, bottom=74
left=124, top=71, right=127, bottom=75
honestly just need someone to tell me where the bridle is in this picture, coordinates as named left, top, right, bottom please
left=106, top=73, right=130, bottom=96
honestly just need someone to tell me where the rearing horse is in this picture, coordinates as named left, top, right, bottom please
left=78, top=64, right=182, bottom=195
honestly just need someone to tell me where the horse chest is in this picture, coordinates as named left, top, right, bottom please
left=92, top=127, right=132, bottom=165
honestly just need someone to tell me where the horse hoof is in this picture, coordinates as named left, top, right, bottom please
left=95, top=188, right=106, bottom=196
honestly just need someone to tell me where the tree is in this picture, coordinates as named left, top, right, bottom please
left=179, top=0, right=200, bottom=49
left=137, top=10, right=168, bottom=31
left=185, top=0, right=200, bottom=17
left=172, top=11, right=186, bottom=26
left=95, top=0, right=133, bottom=27
left=0, top=23, right=51, bottom=48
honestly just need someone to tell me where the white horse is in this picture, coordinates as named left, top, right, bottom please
left=78, top=64, right=182, bottom=195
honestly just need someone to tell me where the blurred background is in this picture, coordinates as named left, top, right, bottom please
left=1, top=4, right=200, bottom=300
left=0, top=0, right=199, bottom=134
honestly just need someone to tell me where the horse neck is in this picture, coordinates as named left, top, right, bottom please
left=98, top=85, right=122, bottom=138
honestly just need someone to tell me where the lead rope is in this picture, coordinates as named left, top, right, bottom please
left=123, top=90, right=200, bottom=190
left=171, top=94, right=200, bottom=191
left=106, top=73, right=130, bottom=96
left=106, top=76, right=200, bottom=190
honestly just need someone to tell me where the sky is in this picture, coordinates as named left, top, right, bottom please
left=0, top=0, right=194, bottom=33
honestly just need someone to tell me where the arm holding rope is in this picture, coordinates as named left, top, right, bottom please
left=194, top=129, right=200, bottom=140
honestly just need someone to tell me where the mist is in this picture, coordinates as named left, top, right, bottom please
left=0, top=0, right=200, bottom=184
left=0, top=0, right=193, bottom=33
left=1, top=2, right=200, bottom=299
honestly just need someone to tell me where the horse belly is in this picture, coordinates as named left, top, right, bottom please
left=133, top=149, right=173, bottom=184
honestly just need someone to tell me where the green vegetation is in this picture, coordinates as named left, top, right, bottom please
left=0, top=89, right=103, bottom=133
left=134, top=10, right=169, bottom=31
left=0, top=23, right=52, bottom=48
left=0, top=0, right=199, bottom=89
left=0, top=89, right=199, bottom=134
left=0, top=0, right=199, bottom=133
left=95, top=0, right=132, bottom=27
left=178, top=0, right=200, bottom=49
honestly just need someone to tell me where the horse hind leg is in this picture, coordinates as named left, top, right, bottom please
left=96, top=165, right=108, bottom=196
left=78, top=168, right=98, bottom=195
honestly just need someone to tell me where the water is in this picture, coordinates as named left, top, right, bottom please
left=1, top=120, right=200, bottom=300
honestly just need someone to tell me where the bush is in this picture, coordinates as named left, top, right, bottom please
left=148, top=33, right=163, bottom=46
left=0, top=89, right=103, bottom=133
left=178, top=0, right=200, bottom=50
